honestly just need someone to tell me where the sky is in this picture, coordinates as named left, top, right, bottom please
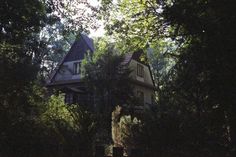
left=89, top=20, right=105, bottom=38
left=88, top=0, right=106, bottom=38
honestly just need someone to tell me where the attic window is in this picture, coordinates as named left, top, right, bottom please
left=73, top=62, right=81, bottom=75
left=137, top=63, right=144, bottom=77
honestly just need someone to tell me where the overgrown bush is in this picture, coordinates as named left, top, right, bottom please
left=41, top=94, right=97, bottom=154
left=111, top=106, right=182, bottom=155
left=0, top=93, right=97, bottom=157
left=112, top=106, right=145, bottom=154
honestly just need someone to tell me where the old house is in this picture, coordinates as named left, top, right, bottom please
left=47, top=34, right=155, bottom=108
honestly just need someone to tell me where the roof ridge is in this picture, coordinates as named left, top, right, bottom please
left=47, top=41, right=78, bottom=83
left=47, top=34, right=94, bottom=84
left=81, top=33, right=94, bottom=52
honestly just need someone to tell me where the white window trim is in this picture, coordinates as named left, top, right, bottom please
left=73, top=61, right=82, bottom=75
left=137, top=63, right=144, bottom=78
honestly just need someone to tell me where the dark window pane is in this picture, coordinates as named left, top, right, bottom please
left=73, top=62, right=81, bottom=75
left=137, top=63, right=144, bottom=77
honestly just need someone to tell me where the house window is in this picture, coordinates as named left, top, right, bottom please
left=137, top=63, right=144, bottom=77
left=137, top=90, right=144, bottom=105
left=73, top=62, right=81, bottom=75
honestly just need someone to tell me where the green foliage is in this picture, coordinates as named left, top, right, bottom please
left=100, top=0, right=167, bottom=51
left=82, top=40, right=135, bottom=144
left=0, top=1, right=50, bottom=154
left=160, top=0, right=236, bottom=154
left=119, top=115, right=144, bottom=149
left=41, top=94, right=97, bottom=150
left=40, top=0, right=100, bottom=76
left=0, top=91, right=97, bottom=156
left=41, top=94, right=78, bottom=130
left=112, top=106, right=146, bottom=152
left=0, top=1, right=98, bottom=155
left=101, top=0, right=236, bottom=155
left=82, top=40, right=134, bottom=112
left=112, top=105, right=123, bottom=147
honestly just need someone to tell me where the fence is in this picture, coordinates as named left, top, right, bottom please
left=0, top=146, right=145, bottom=157
left=0, top=145, right=232, bottom=157
left=95, top=146, right=145, bottom=157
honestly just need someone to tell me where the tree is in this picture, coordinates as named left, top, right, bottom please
left=100, top=0, right=236, bottom=155
left=0, top=0, right=98, bottom=155
left=82, top=39, right=134, bottom=144
left=41, top=94, right=97, bottom=155
left=0, top=1, right=50, bottom=150
left=40, top=0, right=100, bottom=77
left=161, top=0, right=236, bottom=153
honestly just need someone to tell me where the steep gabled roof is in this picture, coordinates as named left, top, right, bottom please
left=122, top=50, right=155, bottom=87
left=122, top=50, right=147, bottom=65
left=47, top=36, right=155, bottom=88
left=80, top=33, right=94, bottom=52
left=48, top=33, right=94, bottom=84
left=64, top=33, right=94, bottom=62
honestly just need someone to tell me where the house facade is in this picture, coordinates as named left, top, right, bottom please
left=47, top=34, right=155, bottom=108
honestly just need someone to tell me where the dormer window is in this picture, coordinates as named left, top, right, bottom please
left=73, top=62, right=81, bottom=75
left=137, top=63, right=144, bottom=77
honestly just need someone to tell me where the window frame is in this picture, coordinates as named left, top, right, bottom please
left=137, top=63, right=144, bottom=77
left=73, top=61, right=81, bottom=75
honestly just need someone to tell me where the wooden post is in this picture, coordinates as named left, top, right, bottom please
left=113, top=147, right=123, bottom=157
left=130, top=148, right=143, bottom=157
left=95, top=146, right=105, bottom=157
